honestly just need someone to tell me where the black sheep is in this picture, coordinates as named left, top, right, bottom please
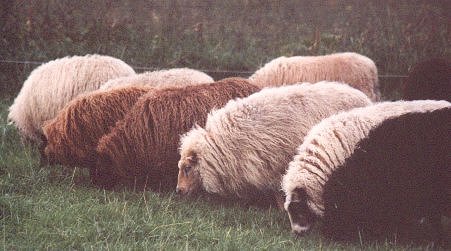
left=402, top=58, right=451, bottom=101
left=321, top=107, right=450, bottom=243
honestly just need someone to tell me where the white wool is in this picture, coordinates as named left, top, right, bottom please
left=8, top=54, right=135, bottom=143
left=282, top=100, right=451, bottom=217
left=99, top=68, right=213, bottom=90
left=179, top=82, right=371, bottom=199
left=249, top=52, right=380, bottom=101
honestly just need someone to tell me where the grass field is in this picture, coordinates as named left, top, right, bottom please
left=0, top=99, right=447, bottom=250
left=1, top=1, right=449, bottom=250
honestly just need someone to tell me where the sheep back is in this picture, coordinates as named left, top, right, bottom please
left=8, top=54, right=135, bottom=143
left=94, top=77, right=259, bottom=190
left=249, top=52, right=380, bottom=101
left=42, top=86, right=152, bottom=168
left=179, top=82, right=371, bottom=201
left=100, top=68, right=214, bottom=90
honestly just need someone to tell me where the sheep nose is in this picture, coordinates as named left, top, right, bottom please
left=291, top=223, right=310, bottom=238
left=176, top=186, right=183, bottom=195
left=39, top=155, right=49, bottom=167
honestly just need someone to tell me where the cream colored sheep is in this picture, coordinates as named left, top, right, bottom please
left=177, top=82, right=371, bottom=206
left=100, top=68, right=214, bottom=90
left=249, top=52, right=380, bottom=101
left=281, top=100, right=451, bottom=236
left=8, top=54, right=135, bottom=143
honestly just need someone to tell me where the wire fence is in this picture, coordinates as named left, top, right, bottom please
left=0, top=59, right=408, bottom=78
left=0, top=58, right=405, bottom=101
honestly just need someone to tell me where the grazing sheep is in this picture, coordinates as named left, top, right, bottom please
left=282, top=100, right=451, bottom=239
left=402, top=58, right=451, bottom=101
left=249, top=52, right=380, bottom=101
left=99, top=68, right=214, bottom=90
left=41, top=86, right=152, bottom=170
left=7, top=54, right=135, bottom=143
left=319, top=107, right=451, bottom=241
left=177, top=82, right=371, bottom=206
left=94, top=78, right=260, bottom=190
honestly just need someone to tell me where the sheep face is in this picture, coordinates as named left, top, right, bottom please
left=285, top=188, right=316, bottom=237
left=176, top=152, right=202, bottom=196
left=38, top=134, right=49, bottom=166
left=41, top=124, right=67, bottom=166
left=41, top=125, right=61, bottom=166
left=42, top=138, right=59, bottom=166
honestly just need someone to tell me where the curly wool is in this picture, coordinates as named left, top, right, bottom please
left=94, top=78, right=260, bottom=190
left=282, top=100, right=451, bottom=218
left=249, top=52, right=380, bottom=101
left=99, top=68, right=214, bottom=90
left=179, top=82, right=371, bottom=201
left=42, top=86, right=152, bottom=169
left=7, top=54, right=135, bottom=143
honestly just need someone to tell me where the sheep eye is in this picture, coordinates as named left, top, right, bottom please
left=184, top=166, right=192, bottom=176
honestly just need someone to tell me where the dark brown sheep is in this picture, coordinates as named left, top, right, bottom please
left=42, top=86, right=152, bottom=170
left=94, top=78, right=260, bottom=190
left=320, top=107, right=451, bottom=243
left=402, top=58, right=451, bottom=101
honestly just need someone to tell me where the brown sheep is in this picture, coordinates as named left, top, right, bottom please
left=402, top=58, right=451, bottom=101
left=41, top=86, right=152, bottom=171
left=94, top=78, right=260, bottom=190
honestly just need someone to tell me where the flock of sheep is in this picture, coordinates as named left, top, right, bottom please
left=7, top=53, right=450, bottom=243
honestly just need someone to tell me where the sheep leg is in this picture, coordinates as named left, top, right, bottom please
left=38, top=134, right=49, bottom=167
left=429, top=212, right=444, bottom=246
left=274, top=192, right=286, bottom=211
left=38, top=154, right=48, bottom=167
left=89, top=167, right=117, bottom=190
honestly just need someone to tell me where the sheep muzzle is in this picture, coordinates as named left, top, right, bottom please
left=285, top=188, right=316, bottom=237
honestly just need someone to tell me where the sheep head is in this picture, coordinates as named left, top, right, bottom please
left=176, top=151, right=203, bottom=196
left=38, top=133, right=50, bottom=166
left=41, top=119, right=69, bottom=166
left=284, top=187, right=317, bottom=237
left=41, top=123, right=59, bottom=166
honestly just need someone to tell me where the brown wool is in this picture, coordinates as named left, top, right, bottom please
left=42, top=86, right=152, bottom=169
left=94, top=77, right=260, bottom=190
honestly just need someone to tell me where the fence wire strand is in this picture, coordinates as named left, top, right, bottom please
left=0, top=59, right=408, bottom=78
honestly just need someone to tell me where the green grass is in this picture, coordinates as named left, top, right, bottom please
left=1, top=1, right=449, bottom=249
left=0, top=98, right=445, bottom=250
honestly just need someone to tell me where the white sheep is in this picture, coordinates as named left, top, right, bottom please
left=282, top=100, right=451, bottom=238
left=7, top=54, right=135, bottom=143
left=249, top=52, right=380, bottom=101
left=99, top=68, right=214, bottom=90
left=177, top=82, right=372, bottom=207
